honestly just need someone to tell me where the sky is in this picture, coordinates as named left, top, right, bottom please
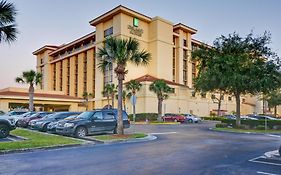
left=0, top=0, right=280, bottom=89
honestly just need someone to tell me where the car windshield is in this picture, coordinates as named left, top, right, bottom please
left=77, top=112, right=94, bottom=119
left=42, top=114, right=55, bottom=119
left=64, top=115, right=78, bottom=120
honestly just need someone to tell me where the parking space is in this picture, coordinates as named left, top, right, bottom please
left=0, top=135, right=24, bottom=142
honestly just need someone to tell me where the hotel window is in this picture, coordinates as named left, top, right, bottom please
left=201, top=92, right=206, bottom=98
left=59, top=61, right=63, bottom=91
left=192, top=62, right=196, bottom=85
left=183, top=49, right=188, bottom=85
left=191, top=91, right=196, bottom=97
left=67, top=58, right=70, bottom=95
left=40, top=58, right=43, bottom=64
left=183, top=39, right=187, bottom=47
left=41, top=67, right=44, bottom=89
left=83, top=55, right=87, bottom=93
left=228, top=96, right=232, bottom=101
left=53, top=64, right=56, bottom=90
left=172, top=48, right=176, bottom=82
left=104, top=27, right=113, bottom=38
left=74, top=57, right=78, bottom=97
left=173, top=37, right=176, bottom=45
left=104, top=62, right=113, bottom=87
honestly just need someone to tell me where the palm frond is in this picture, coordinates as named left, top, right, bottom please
left=15, top=76, right=24, bottom=83
left=0, top=24, right=17, bottom=44
left=35, top=73, right=42, bottom=85
left=0, top=1, right=16, bottom=25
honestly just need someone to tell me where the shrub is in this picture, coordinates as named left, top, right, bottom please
left=235, top=124, right=249, bottom=130
left=273, top=125, right=281, bottom=130
left=215, top=123, right=228, bottom=128
left=256, top=125, right=265, bottom=130
left=202, top=116, right=225, bottom=121
left=221, top=119, right=281, bottom=129
left=128, top=113, right=158, bottom=122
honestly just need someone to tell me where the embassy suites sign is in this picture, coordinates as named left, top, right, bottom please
left=128, top=17, right=143, bottom=37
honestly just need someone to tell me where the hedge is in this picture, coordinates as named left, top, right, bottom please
left=201, top=116, right=225, bottom=121
left=128, top=113, right=158, bottom=122
left=221, top=119, right=281, bottom=129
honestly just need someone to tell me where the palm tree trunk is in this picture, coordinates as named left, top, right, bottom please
left=157, top=98, right=162, bottom=121
left=29, top=83, right=34, bottom=111
left=111, top=94, right=114, bottom=108
left=107, top=95, right=110, bottom=109
left=274, top=105, right=277, bottom=117
left=217, top=101, right=221, bottom=117
left=117, top=77, right=124, bottom=135
left=235, top=93, right=241, bottom=127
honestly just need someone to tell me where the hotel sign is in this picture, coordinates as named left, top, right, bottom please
left=128, top=17, right=143, bottom=37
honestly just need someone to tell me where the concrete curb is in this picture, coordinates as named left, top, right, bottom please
left=264, top=150, right=281, bottom=160
left=86, top=134, right=157, bottom=144
left=0, top=142, right=93, bottom=155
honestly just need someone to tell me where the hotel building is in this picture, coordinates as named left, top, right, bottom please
left=0, top=5, right=263, bottom=115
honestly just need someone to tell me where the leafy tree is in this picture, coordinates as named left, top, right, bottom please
left=149, top=79, right=173, bottom=121
left=15, top=70, right=42, bottom=111
left=193, top=32, right=281, bottom=126
left=211, top=91, right=226, bottom=116
left=263, top=90, right=281, bottom=117
left=97, top=37, right=151, bottom=134
left=0, top=0, right=17, bottom=44
left=82, top=92, right=93, bottom=111
left=126, top=80, right=142, bottom=121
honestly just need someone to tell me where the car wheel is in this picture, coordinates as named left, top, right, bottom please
left=0, top=124, right=10, bottom=138
left=188, top=119, right=193, bottom=123
left=42, top=124, right=48, bottom=132
left=75, top=127, right=87, bottom=138
left=174, top=119, right=178, bottom=122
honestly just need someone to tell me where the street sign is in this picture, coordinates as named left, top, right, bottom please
left=130, top=95, right=137, bottom=105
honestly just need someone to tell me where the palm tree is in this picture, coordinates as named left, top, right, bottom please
left=115, top=90, right=131, bottom=111
left=102, top=83, right=117, bottom=109
left=126, top=80, right=142, bottom=122
left=149, top=79, right=173, bottom=121
left=82, top=92, right=93, bottom=111
left=98, top=37, right=151, bottom=134
left=0, top=0, right=17, bottom=44
left=15, top=70, right=42, bottom=111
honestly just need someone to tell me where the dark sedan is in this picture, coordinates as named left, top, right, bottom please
left=30, top=112, right=81, bottom=131
left=47, top=114, right=80, bottom=133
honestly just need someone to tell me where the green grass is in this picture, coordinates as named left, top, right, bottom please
left=94, top=133, right=147, bottom=141
left=0, top=129, right=83, bottom=151
left=213, top=127, right=281, bottom=133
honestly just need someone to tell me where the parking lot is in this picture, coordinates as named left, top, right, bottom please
left=0, top=121, right=281, bottom=175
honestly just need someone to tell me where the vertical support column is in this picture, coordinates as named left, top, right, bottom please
left=55, top=62, right=60, bottom=91
left=69, top=56, right=75, bottom=96
left=62, top=59, right=67, bottom=94
left=77, top=53, right=84, bottom=97
left=87, top=49, right=94, bottom=95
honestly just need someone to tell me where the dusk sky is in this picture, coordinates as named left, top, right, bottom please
left=0, top=0, right=280, bottom=89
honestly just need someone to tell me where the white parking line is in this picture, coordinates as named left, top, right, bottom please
left=266, top=134, right=281, bottom=138
left=249, top=156, right=281, bottom=166
left=150, top=132, right=177, bottom=135
left=257, top=171, right=280, bottom=175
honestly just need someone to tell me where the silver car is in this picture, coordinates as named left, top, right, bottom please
left=183, top=114, right=202, bottom=123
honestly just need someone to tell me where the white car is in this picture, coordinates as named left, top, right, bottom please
left=183, top=114, right=202, bottom=123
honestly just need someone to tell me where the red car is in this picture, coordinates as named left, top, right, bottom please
left=17, top=112, right=52, bottom=128
left=162, top=113, right=185, bottom=122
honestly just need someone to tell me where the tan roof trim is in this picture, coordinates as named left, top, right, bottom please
left=89, top=5, right=152, bottom=26
left=126, top=74, right=190, bottom=88
left=33, top=45, right=59, bottom=55
left=49, top=32, right=95, bottom=56
left=173, top=23, right=197, bottom=34
left=191, top=38, right=213, bottom=48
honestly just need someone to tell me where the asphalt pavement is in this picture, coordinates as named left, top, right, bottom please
left=0, top=121, right=280, bottom=175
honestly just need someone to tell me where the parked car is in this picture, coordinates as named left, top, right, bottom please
left=47, top=114, right=80, bottom=133
left=247, top=114, right=280, bottom=120
left=183, top=114, right=202, bottom=123
left=0, top=117, right=16, bottom=138
left=30, top=112, right=81, bottom=131
left=241, top=115, right=258, bottom=120
left=162, top=113, right=185, bottom=123
left=56, top=109, right=130, bottom=137
left=223, top=114, right=236, bottom=120
left=14, top=112, right=37, bottom=126
left=0, top=111, right=5, bottom=115
left=17, top=112, right=52, bottom=127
